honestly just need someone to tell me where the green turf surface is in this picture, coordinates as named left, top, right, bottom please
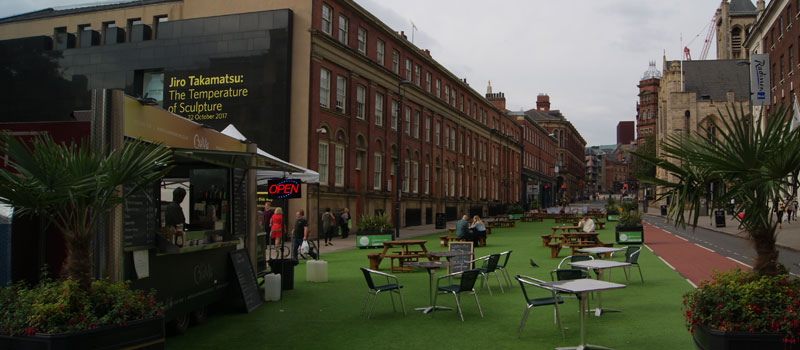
left=166, top=220, right=694, bottom=349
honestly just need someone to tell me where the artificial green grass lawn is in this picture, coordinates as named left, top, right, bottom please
left=167, top=220, right=694, bottom=349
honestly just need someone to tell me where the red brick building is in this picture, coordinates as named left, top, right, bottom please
left=525, top=95, right=587, bottom=203
left=616, top=121, right=635, bottom=145
left=511, top=106, right=558, bottom=208
left=636, top=61, right=660, bottom=148
left=310, top=0, right=523, bottom=224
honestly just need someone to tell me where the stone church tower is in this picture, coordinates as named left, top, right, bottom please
left=715, top=0, right=763, bottom=59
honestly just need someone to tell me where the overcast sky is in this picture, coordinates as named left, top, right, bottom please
left=1, top=0, right=756, bottom=145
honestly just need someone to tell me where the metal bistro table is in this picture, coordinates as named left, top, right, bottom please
left=576, top=247, right=626, bottom=259
left=407, top=260, right=453, bottom=313
left=568, top=260, right=630, bottom=317
left=543, top=279, right=626, bottom=350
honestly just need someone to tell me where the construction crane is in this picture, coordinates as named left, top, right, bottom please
left=684, top=14, right=717, bottom=61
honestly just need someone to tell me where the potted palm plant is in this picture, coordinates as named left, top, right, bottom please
left=636, top=105, right=800, bottom=348
left=0, top=133, right=172, bottom=349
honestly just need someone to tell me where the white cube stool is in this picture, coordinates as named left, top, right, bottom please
left=306, top=260, right=328, bottom=282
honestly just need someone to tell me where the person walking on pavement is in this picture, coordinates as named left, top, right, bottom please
left=776, top=199, right=786, bottom=229
left=340, top=208, right=350, bottom=239
left=322, top=208, right=336, bottom=246
left=262, top=201, right=274, bottom=232
left=291, top=210, right=308, bottom=261
left=786, top=198, right=796, bottom=223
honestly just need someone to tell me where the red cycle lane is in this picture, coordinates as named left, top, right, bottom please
left=643, top=221, right=749, bottom=287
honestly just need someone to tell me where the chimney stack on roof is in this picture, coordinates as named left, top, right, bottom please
left=536, top=94, right=551, bottom=111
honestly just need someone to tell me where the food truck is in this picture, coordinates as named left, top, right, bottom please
left=112, top=91, right=304, bottom=332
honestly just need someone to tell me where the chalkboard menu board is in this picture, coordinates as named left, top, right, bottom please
left=232, top=169, right=247, bottom=238
left=448, top=241, right=474, bottom=274
left=123, top=182, right=158, bottom=249
left=229, top=249, right=262, bottom=313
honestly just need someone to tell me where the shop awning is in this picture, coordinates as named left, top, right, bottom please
left=220, top=124, right=319, bottom=184
left=172, top=148, right=306, bottom=172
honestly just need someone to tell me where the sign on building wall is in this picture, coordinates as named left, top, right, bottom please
left=750, top=54, right=770, bottom=106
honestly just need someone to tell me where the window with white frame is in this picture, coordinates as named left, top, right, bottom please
left=426, top=72, right=431, bottom=92
left=320, top=68, right=331, bottom=108
left=318, top=142, right=329, bottom=185
left=336, top=76, right=346, bottom=113
left=459, top=132, right=463, bottom=154
left=449, top=168, right=455, bottom=197
left=435, top=79, right=441, bottom=98
left=459, top=94, right=464, bottom=112
left=445, top=125, right=450, bottom=150
left=405, top=106, right=411, bottom=136
left=338, top=15, right=348, bottom=44
left=435, top=122, right=441, bottom=146
left=466, top=136, right=470, bottom=157
left=445, top=85, right=450, bottom=103
left=405, top=59, right=412, bottom=80
left=450, top=128, right=455, bottom=151
left=413, top=110, right=420, bottom=139
left=424, top=164, right=430, bottom=194
left=391, top=100, right=398, bottom=130
left=356, top=85, right=365, bottom=119
left=373, top=153, right=382, bottom=190
left=403, top=159, right=410, bottom=192
left=321, top=4, right=332, bottom=35
left=357, top=27, right=366, bottom=54
left=412, top=161, right=419, bottom=193
left=425, top=116, right=431, bottom=142
left=450, top=90, right=456, bottom=107
left=444, top=168, right=449, bottom=196
left=389, top=161, right=395, bottom=191
left=377, top=39, right=385, bottom=65
left=335, top=145, right=345, bottom=187
left=392, top=50, right=399, bottom=74
left=459, top=171, right=463, bottom=197
left=414, top=64, right=420, bottom=86
left=375, top=92, right=384, bottom=126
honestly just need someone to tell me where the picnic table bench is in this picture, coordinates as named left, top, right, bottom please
left=545, top=232, right=610, bottom=258
left=488, top=220, right=515, bottom=229
left=366, top=240, right=432, bottom=272
left=439, top=227, right=488, bottom=247
left=520, top=216, right=543, bottom=222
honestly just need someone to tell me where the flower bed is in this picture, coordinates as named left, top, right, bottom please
left=683, top=268, right=800, bottom=347
left=0, top=278, right=162, bottom=336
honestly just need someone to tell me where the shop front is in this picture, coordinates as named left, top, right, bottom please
left=115, top=93, right=305, bottom=332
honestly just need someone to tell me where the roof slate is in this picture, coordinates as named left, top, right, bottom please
left=683, top=60, right=749, bottom=101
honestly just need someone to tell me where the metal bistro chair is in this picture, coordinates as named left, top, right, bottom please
left=515, top=275, right=565, bottom=339
left=618, top=246, right=643, bottom=284
left=472, top=253, right=504, bottom=295
left=359, top=268, right=406, bottom=319
left=550, top=268, right=591, bottom=308
left=496, top=250, right=514, bottom=288
left=433, top=269, right=484, bottom=322
left=557, top=255, right=594, bottom=270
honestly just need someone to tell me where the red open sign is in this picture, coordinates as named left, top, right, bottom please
left=266, top=179, right=302, bottom=199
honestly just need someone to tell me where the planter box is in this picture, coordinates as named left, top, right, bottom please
left=0, top=315, right=165, bottom=350
left=693, top=323, right=789, bottom=350
left=606, top=213, right=619, bottom=221
left=356, top=232, right=393, bottom=248
left=615, top=225, right=644, bottom=244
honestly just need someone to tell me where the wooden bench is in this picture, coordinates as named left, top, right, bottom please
left=548, top=242, right=563, bottom=258
left=367, top=253, right=383, bottom=270
left=384, top=254, right=426, bottom=273
left=521, top=216, right=542, bottom=222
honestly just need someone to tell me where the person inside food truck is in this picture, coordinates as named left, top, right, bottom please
left=165, top=187, right=187, bottom=230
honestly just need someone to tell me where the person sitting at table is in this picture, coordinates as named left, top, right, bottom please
left=455, top=214, right=470, bottom=242
left=470, top=215, right=487, bottom=246
left=577, top=215, right=595, bottom=233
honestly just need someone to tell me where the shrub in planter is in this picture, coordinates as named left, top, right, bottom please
left=506, top=203, right=524, bottom=215
left=683, top=268, right=800, bottom=347
left=0, top=277, right=162, bottom=336
left=355, top=212, right=392, bottom=235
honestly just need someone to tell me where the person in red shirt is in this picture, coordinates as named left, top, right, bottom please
left=271, top=207, right=284, bottom=246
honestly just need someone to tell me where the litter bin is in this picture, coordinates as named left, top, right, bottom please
left=660, top=205, right=667, bottom=216
left=435, top=213, right=446, bottom=229
left=268, top=259, right=298, bottom=290
left=714, top=210, right=726, bottom=228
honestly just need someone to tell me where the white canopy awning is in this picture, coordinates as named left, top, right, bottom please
left=220, top=124, right=319, bottom=184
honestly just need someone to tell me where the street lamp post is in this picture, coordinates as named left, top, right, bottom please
left=395, top=80, right=411, bottom=238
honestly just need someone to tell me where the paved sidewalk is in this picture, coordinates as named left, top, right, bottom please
left=641, top=204, right=800, bottom=252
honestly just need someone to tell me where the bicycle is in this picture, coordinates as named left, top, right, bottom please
left=266, top=243, right=291, bottom=260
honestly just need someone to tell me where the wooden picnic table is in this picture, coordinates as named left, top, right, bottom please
left=439, top=227, right=488, bottom=247
left=379, top=240, right=431, bottom=273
